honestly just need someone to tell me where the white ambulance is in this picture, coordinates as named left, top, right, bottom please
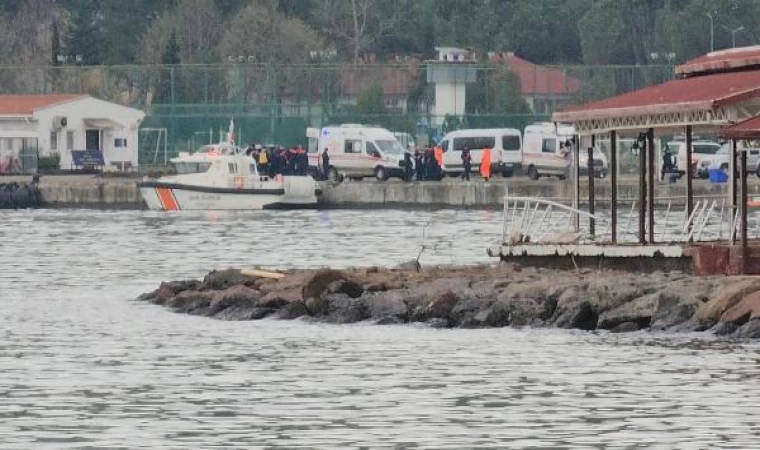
left=306, top=125, right=406, bottom=181
left=522, top=122, right=609, bottom=180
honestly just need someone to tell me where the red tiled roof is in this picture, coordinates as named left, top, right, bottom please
left=677, top=46, right=760, bottom=77
left=0, top=94, right=85, bottom=116
left=554, top=70, right=760, bottom=122
left=490, top=52, right=581, bottom=95
left=720, top=115, right=760, bottom=139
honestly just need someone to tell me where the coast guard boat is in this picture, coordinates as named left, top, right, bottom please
left=139, top=123, right=318, bottom=211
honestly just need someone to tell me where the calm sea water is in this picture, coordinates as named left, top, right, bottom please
left=1, top=209, right=759, bottom=449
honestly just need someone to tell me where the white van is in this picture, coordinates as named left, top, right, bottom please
left=306, top=125, right=405, bottom=181
left=437, top=128, right=522, bottom=177
left=523, top=123, right=608, bottom=180
left=665, top=140, right=721, bottom=178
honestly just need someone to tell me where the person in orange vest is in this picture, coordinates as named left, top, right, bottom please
left=434, top=145, right=444, bottom=181
left=480, top=147, right=492, bottom=181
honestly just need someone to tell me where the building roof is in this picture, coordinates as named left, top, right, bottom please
left=676, top=46, right=760, bottom=77
left=0, top=94, right=86, bottom=116
left=554, top=70, right=760, bottom=122
left=720, top=115, right=760, bottom=140
left=341, top=65, right=419, bottom=97
left=489, top=52, right=581, bottom=96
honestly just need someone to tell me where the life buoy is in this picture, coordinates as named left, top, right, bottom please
left=234, top=176, right=244, bottom=189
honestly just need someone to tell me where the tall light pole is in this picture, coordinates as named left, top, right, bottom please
left=706, top=12, right=716, bottom=52
left=725, top=25, right=745, bottom=48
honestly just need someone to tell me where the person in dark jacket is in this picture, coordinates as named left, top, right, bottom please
left=404, top=145, right=414, bottom=182
left=414, top=148, right=424, bottom=181
left=461, top=146, right=472, bottom=181
left=322, top=148, right=330, bottom=179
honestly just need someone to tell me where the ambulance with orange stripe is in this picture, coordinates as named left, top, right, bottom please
left=306, top=125, right=406, bottom=182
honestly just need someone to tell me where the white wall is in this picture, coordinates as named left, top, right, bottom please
left=434, top=83, right=467, bottom=125
left=34, top=97, right=145, bottom=170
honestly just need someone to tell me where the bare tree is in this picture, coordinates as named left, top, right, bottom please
left=316, top=0, right=402, bottom=63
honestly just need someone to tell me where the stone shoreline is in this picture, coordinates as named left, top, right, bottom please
left=137, top=264, right=760, bottom=338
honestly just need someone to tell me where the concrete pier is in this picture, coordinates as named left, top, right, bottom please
left=1, top=174, right=757, bottom=210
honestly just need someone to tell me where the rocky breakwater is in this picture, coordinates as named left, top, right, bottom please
left=137, top=265, right=760, bottom=338
left=0, top=181, right=42, bottom=209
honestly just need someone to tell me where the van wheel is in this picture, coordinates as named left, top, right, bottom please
left=528, top=165, right=539, bottom=180
left=375, top=166, right=388, bottom=182
left=327, top=167, right=340, bottom=182
left=502, top=165, right=513, bottom=178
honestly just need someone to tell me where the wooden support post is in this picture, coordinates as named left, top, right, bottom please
left=731, top=139, right=738, bottom=245
left=685, top=125, right=694, bottom=228
left=741, top=148, right=748, bottom=275
left=588, top=135, right=595, bottom=236
left=647, top=128, right=655, bottom=244
left=610, top=130, right=618, bottom=244
left=574, top=134, right=580, bottom=232
left=639, top=132, right=646, bottom=244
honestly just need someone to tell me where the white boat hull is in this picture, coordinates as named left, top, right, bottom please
left=139, top=182, right=317, bottom=211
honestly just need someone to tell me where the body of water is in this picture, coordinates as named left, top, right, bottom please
left=1, top=209, right=759, bottom=449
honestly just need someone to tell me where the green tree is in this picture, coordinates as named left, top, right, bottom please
left=51, top=20, right=61, bottom=66
left=66, top=0, right=104, bottom=65
left=156, top=32, right=181, bottom=103
left=356, top=84, right=386, bottom=114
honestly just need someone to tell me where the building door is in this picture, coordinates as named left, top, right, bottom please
left=85, top=129, right=101, bottom=150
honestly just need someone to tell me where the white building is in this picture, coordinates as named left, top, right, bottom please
left=0, top=94, right=145, bottom=173
left=426, top=47, right=477, bottom=126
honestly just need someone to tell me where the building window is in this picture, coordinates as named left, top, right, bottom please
left=114, top=138, right=127, bottom=148
left=50, top=131, right=58, bottom=151
left=66, top=131, right=74, bottom=150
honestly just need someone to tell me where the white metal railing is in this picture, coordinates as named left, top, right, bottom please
left=501, top=195, right=751, bottom=246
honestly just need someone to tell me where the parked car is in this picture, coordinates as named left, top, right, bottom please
left=667, top=140, right=722, bottom=178
left=706, top=144, right=760, bottom=174
left=523, top=122, right=608, bottom=180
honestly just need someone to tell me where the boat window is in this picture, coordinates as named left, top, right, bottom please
left=440, top=139, right=449, bottom=152
left=453, top=137, right=496, bottom=151
left=228, top=163, right=237, bottom=173
left=542, top=138, right=556, bottom=153
left=307, top=138, right=318, bottom=154
left=345, top=140, right=362, bottom=153
left=375, top=140, right=404, bottom=155
left=174, top=162, right=211, bottom=174
left=502, top=135, right=521, bottom=151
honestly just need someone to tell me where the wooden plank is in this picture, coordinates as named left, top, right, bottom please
left=241, top=269, right=285, bottom=280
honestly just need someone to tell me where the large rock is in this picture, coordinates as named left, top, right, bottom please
left=146, top=280, right=201, bottom=305
left=696, top=278, right=760, bottom=328
left=416, top=290, right=460, bottom=323
left=258, top=288, right=302, bottom=309
left=326, top=279, right=364, bottom=299
left=325, top=294, right=370, bottom=324
left=493, top=295, right=556, bottom=327
left=719, top=290, right=760, bottom=325
left=302, top=269, right=351, bottom=300
left=735, top=319, right=760, bottom=339
left=215, top=305, right=274, bottom=321
left=587, top=276, right=656, bottom=315
left=201, top=269, right=254, bottom=291
left=169, top=290, right=216, bottom=315
left=277, top=302, right=309, bottom=320
left=365, top=291, right=409, bottom=323
left=550, top=287, right=597, bottom=331
left=650, top=281, right=713, bottom=330
left=597, top=294, right=657, bottom=330
left=450, top=296, right=492, bottom=327
left=209, top=285, right=261, bottom=315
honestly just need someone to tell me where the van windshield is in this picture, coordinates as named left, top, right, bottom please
left=694, top=144, right=720, bottom=155
left=502, top=135, right=520, bottom=151
left=376, top=140, right=404, bottom=155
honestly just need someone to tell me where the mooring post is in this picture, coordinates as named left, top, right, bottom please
left=639, top=132, right=646, bottom=244
left=647, top=128, right=655, bottom=244
left=610, top=130, right=618, bottom=244
left=574, top=134, right=580, bottom=232
left=741, top=148, right=748, bottom=274
left=588, top=135, right=595, bottom=236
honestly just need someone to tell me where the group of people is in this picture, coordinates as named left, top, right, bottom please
left=245, top=144, right=310, bottom=177
left=400, top=145, right=493, bottom=182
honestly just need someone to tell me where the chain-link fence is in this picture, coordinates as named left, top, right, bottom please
left=0, top=63, right=674, bottom=165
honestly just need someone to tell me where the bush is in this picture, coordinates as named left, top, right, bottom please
left=38, top=153, right=60, bottom=170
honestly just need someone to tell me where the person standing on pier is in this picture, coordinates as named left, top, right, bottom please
left=461, top=146, right=472, bottom=181
left=414, top=148, right=424, bottom=181
left=434, top=145, right=444, bottom=181
left=258, top=146, right=269, bottom=174
left=322, top=148, right=330, bottom=180
left=480, top=146, right=492, bottom=181
left=404, top=145, right=414, bottom=182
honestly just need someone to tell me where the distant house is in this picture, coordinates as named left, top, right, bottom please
left=0, top=95, right=145, bottom=173
left=489, top=52, right=582, bottom=115
left=339, top=59, right=422, bottom=113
